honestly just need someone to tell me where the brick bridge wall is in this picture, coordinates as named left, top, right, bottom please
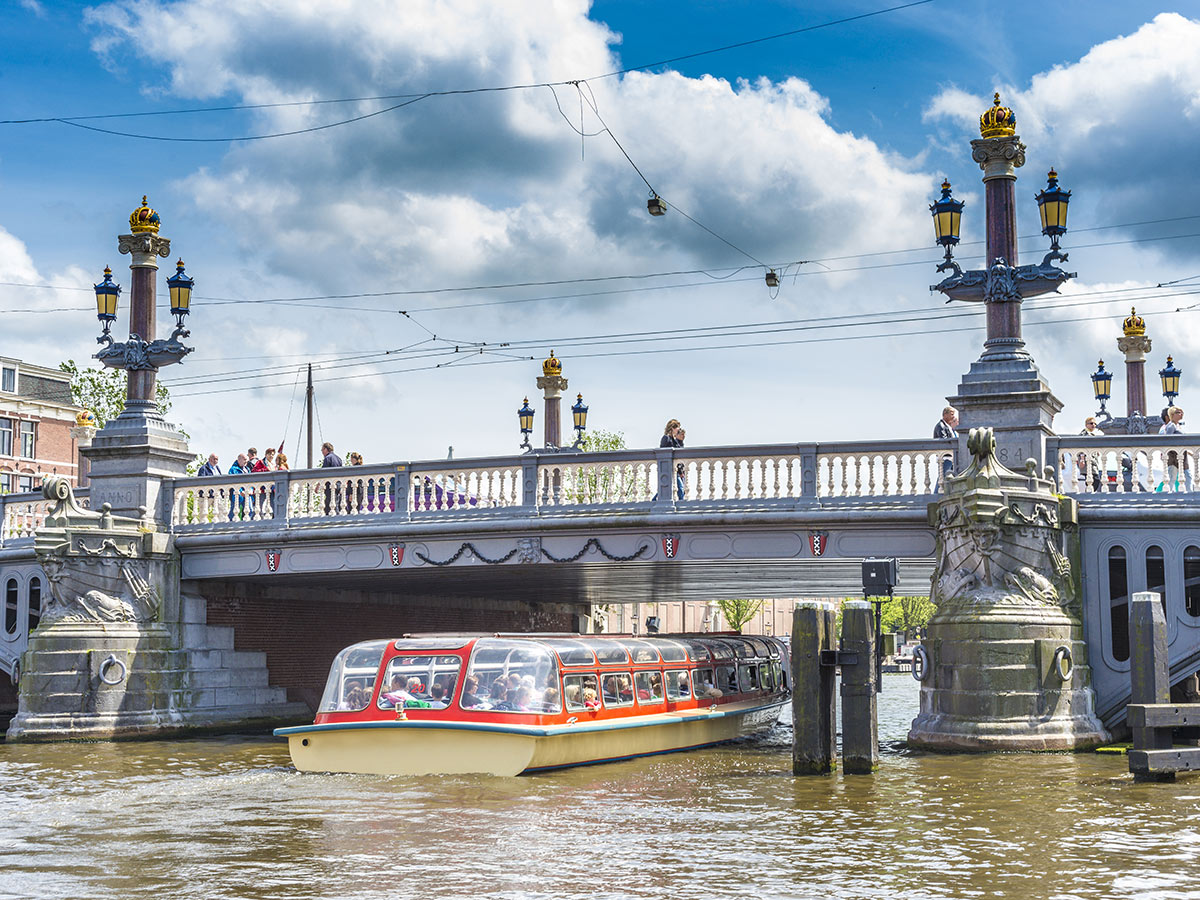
left=198, top=581, right=586, bottom=711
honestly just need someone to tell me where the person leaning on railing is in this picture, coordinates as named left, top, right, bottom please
left=1078, top=417, right=1103, bottom=493
left=1162, top=406, right=1190, bottom=493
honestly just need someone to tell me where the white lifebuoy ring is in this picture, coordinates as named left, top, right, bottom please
left=98, top=654, right=127, bottom=686
left=1053, top=646, right=1073, bottom=683
left=912, top=645, right=930, bottom=682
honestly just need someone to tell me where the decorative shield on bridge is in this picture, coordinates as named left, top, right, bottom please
left=661, top=533, right=681, bottom=559
left=808, top=532, right=828, bottom=558
left=265, top=549, right=282, bottom=573
left=389, top=543, right=405, bottom=567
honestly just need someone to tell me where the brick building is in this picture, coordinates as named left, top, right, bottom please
left=0, top=357, right=85, bottom=493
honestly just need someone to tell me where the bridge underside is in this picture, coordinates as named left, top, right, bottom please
left=194, top=557, right=936, bottom=604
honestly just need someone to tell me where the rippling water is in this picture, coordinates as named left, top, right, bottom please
left=2, top=676, right=1199, bottom=900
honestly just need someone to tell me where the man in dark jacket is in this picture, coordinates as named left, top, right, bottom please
left=196, top=453, right=221, bottom=477
left=320, top=441, right=343, bottom=467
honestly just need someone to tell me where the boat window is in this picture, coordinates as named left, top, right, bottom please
left=1186, top=546, right=1200, bottom=618
left=317, top=640, right=389, bottom=713
left=462, top=639, right=560, bottom=714
left=581, top=639, right=629, bottom=665
left=747, top=638, right=772, bottom=658
left=760, top=664, right=775, bottom=692
left=649, top=639, right=688, bottom=663
left=679, top=639, right=711, bottom=662
left=731, top=640, right=756, bottom=659
left=635, top=671, right=664, bottom=704
left=765, top=640, right=782, bottom=658
left=564, top=674, right=601, bottom=710
left=4, top=578, right=17, bottom=636
left=665, top=669, right=691, bottom=700
left=739, top=664, right=760, bottom=691
left=706, top=640, right=735, bottom=660
left=377, top=654, right=462, bottom=709
left=1109, top=546, right=1129, bottom=662
left=694, top=668, right=721, bottom=699
left=619, top=639, right=661, bottom=663
left=717, top=664, right=739, bottom=694
left=394, top=637, right=473, bottom=652
left=542, top=639, right=596, bottom=666
left=600, top=672, right=634, bottom=707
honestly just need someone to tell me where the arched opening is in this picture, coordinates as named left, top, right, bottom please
left=1147, top=545, right=1167, bottom=616
left=4, top=579, right=18, bottom=636
left=1109, top=546, right=1129, bottom=662
left=1185, top=546, right=1200, bottom=618
left=28, top=576, right=41, bottom=634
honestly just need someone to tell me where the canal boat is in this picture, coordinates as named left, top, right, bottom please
left=275, top=632, right=790, bottom=776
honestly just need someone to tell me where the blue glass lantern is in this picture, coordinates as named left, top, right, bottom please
left=571, top=393, right=589, bottom=447
left=1035, top=169, right=1071, bottom=251
left=518, top=397, right=535, bottom=450
left=1091, top=360, right=1112, bottom=414
left=93, top=266, right=121, bottom=338
left=929, top=179, right=965, bottom=272
left=1160, top=356, right=1182, bottom=405
left=166, top=258, right=195, bottom=327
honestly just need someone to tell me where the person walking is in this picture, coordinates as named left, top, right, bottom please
left=659, top=419, right=685, bottom=500
left=933, top=406, right=958, bottom=489
left=1163, top=406, right=1189, bottom=492
left=320, top=442, right=343, bottom=467
left=275, top=452, right=289, bottom=471
left=1078, top=416, right=1103, bottom=493
left=196, top=453, right=221, bottom=477
left=228, top=453, right=249, bottom=475
left=248, top=447, right=270, bottom=473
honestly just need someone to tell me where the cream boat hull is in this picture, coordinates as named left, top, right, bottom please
left=277, top=699, right=785, bottom=777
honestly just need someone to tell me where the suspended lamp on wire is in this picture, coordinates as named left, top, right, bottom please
left=765, top=270, right=780, bottom=288
left=647, top=194, right=666, bottom=216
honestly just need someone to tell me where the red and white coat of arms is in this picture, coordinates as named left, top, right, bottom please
left=808, top=532, right=829, bottom=558
left=389, top=543, right=405, bottom=567
left=662, top=533, right=681, bottom=559
left=265, top=549, right=282, bottom=572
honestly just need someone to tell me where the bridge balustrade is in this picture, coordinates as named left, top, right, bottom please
left=164, top=439, right=957, bottom=531
left=1048, top=436, right=1200, bottom=495
left=0, top=487, right=89, bottom=546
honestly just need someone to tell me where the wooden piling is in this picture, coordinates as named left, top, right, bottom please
left=1129, top=591, right=1175, bottom=782
left=841, top=600, right=879, bottom=774
left=792, top=601, right=836, bottom=775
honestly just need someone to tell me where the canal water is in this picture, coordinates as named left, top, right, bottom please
left=1, top=677, right=1198, bottom=900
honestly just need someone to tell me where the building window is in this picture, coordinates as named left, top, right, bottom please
left=1, top=367, right=14, bottom=393
left=1108, top=545, right=1129, bottom=662
left=17, top=475, right=33, bottom=493
left=19, top=421, right=34, bottom=458
left=1185, top=546, right=1200, bottom=618
left=4, top=579, right=17, bottom=636
left=0, top=472, right=10, bottom=493
left=28, top=577, right=40, bottom=634
left=0, top=418, right=11, bottom=456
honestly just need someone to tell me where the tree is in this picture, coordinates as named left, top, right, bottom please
left=568, top=428, right=643, bottom=503
left=716, top=598, right=766, bottom=632
left=59, top=359, right=174, bottom=427
left=879, top=594, right=936, bottom=637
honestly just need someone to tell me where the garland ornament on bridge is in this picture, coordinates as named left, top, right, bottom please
left=414, top=537, right=652, bottom=566
left=907, top=427, right=1109, bottom=751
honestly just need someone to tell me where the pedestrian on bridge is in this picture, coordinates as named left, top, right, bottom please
left=933, top=406, right=958, bottom=490
left=320, top=442, right=343, bottom=467
left=660, top=419, right=686, bottom=500
left=196, top=453, right=220, bottom=477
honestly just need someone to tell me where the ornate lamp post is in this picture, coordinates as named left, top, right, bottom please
left=930, top=179, right=965, bottom=275
left=571, top=393, right=589, bottom=449
left=517, top=397, right=535, bottom=452
left=1091, top=361, right=1112, bottom=416
left=1160, top=356, right=1182, bottom=407
left=93, top=197, right=196, bottom=418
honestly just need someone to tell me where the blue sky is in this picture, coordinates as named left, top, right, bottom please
left=2, top=1, right=1198, bottom=463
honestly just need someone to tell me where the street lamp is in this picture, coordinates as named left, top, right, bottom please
left=1160, top=356, right=1182, bottom=406
left=1035, top=168, right=1071, bottom=256
left=647, top=194, right=666, bottom=216
left=929, top=179, right=965, bottom=275
left=518, top=396, right=535, bottom=452
left=93, top=266, right=122, bottom=342
left=1091, top=360, right=1112, bottom=415
left=571, top=393, right=589, bottom=449
left=166, top=258, right=194, bottom=335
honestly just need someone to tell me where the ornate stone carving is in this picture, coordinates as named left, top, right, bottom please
left=1117, top=333, right=1152, bottom=360
left=516, top=537, right=542, bottom=564
left=929, top=428, right=1078, bottom=611
left=970, top=135, right=1027, bottom=174
left=34, top=476, right=164, bottom=625
left=117, top=233, right=171, bottom=259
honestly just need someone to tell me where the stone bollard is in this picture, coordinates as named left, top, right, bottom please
left=792, top=601, right=836, bottom=775
left=841, top=601, right=879, bottom=774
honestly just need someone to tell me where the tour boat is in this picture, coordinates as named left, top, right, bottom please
left=275, top=632, right=791, bottom=776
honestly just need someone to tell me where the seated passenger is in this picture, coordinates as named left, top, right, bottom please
left=487, top=679, right=509, bottom=709
left=675, top=673, right=691, bottom=697
left=512, top=686, right=534, bottom=711
left=697, top=676, right=722, bottom=699
left=602, top=676, right=620, bottom=703
left=460, top=675, right=485, bottom=708
left=340, top=680, right=365, bottom=710
left=582, top=687, right=601, bottom=710
left=542, top=687, right=560, bottom=712
left=618, top=677, right=633, bottom=703
left=378, top=675, right=407, bottom=708
left=564, top=684, right=582, bottom=708
left=427, top=684, right=450, bottom=708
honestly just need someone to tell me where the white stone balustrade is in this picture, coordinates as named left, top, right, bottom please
left=537, top=453, right=658, bottom=507
left=0, top=487, right=88, bottom=545
left=1048, top=436, right=1200, bottom=495
left=173, top=474, right=280, bottom=525
left=815, top=443, right=948, bottom=498
left=410, top=465, right=521, bottom=512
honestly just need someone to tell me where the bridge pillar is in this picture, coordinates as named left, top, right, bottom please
left=908, top=428, right=1109, bottom=751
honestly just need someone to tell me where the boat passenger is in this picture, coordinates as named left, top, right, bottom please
left=488, top=680, right=511, bottom=710
left=340, top=680, right=367, bottom=710
left=618, top=676, right=633, bottom=703
left=601, top=675, right=621, bottom=703
left=406, top=676, right=426, bottom=698
left=460, top=675, right=484, bottom=708
left=582, top=687, right=601, bottom=710
left=564, top=684, right=581, bottom=708
left=696, top=675, right=722, bottom=699
left=378, top=675, right=407, bottom=709
left=542, top=687, right=560, bottom=712
left=428, top=684, right=450, bottom=708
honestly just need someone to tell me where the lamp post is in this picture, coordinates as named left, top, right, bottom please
left=517, top=397, right=535, bottom=452
left=571, top=393, right=589, bottom=449
left=94, top=197, right=196, bottom=419
left=1091, top=361, right=1112, bottom=416
left=929, top=179, right=965, bottom=275
left=1160, top=356, right=1182, bottom=407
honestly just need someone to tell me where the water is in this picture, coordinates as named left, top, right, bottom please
left=2, top=676, right=1198, bottom=900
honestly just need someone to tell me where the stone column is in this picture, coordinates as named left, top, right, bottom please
left=117, top=230, right=169, bottom=415
left=1118, top=309, right=1152, bottom=418
left=69, top=419, right=97, bottom=488
left=535, top=351, right=567, bottom=449
left=971, top=132, right=1025, bottom=360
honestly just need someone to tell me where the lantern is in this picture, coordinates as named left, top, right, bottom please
left=94, top=266, right=121, bottom=336
left=647, top=194, right=666, bottom=216
left=1035, top=169, right=1071, bottom=248
left=166, top=258, right=194, bottom=325
left=1160, top=356, right=1182, bottom=405
left=572, top=393, right=589, bottom=442
left=929, top=179, right=964, bottom=249
left=765, top=270, right=780, bottom=288
left=518, top=397, right=535, bottom=450
left=1091, top=360, right=1112, bottom=414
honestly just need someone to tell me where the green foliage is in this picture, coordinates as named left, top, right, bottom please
left=578, top=429, right=626, bottom=453
left=569, top=429, right=645, bottom=503
left=716, top=598, right=766, bottom=632
left=879, top=594, right=936, bottom=636
left=59, top=359, right=181, bottom=434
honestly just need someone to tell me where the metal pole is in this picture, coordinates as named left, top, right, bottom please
left=305, top=363, right=314, bottom=469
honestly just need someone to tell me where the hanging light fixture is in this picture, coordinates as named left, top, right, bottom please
left=1035, top=168, right=1072, bottom=252
left=518, top=397, right=535, bottom=451
left=166, top=258, right=195, bottom=329
left=93, top=266, right=122, bottom=342
left=1160, top=356, right=1182, bottom=406
left=571, top=393, right=589, bottom=448
left=647, top=194, right=666, bottom=216
left=1091, top=360, right=1112, bottom=414
left=765, top=269, right=780, bottom=288
left=929, top=179, right=965, bottom=274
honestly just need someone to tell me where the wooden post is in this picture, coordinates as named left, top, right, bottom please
left=1130, top=591, right=1174, bottom=782
left=841, top=600, right=879, bottom=774
left=792, top=601, right=836, bottom=775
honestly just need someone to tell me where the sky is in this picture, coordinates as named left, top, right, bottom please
left=2, top=1, right=1199, bottom=465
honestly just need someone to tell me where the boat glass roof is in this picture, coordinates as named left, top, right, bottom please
left=540, top=639, right=596, bottom=666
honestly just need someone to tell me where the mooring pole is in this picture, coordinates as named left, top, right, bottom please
left=792, top=601, right=837, bottom=775
left=1130, top=591, right=1173, bottom=782
left=841, top=600, right=880, bottom=774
